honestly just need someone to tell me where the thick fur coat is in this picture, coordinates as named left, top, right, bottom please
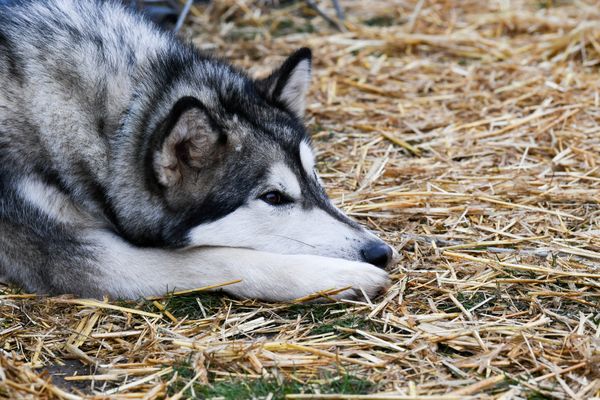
left=0, top=0, right=392, bottom=301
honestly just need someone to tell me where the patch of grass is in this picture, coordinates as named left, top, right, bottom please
left=114, top=299, right=144, bottom=311
left=439, top=301, right=460, bottom=313
left=136, top=293, right=225, bottom=320
left=310, top=123, right=324, bottom=135
left=250, top=303, right=383, bottom=337
left=456, top=291, right=489, bottom=310
left=527, top=391, right=554, bottom=400
left=171, top=358, right=197, bottom=380
left=363, top=15, right=396, bottom=27
left=439, top=292, right=493, bottom=314
left=276, top=302, right=349, bottom=323
left=310, top=314, right=376, bottom=336
left=537, top=1, right=550, bottom=8
left=272, top=19, right=316, bottom=37
left=167, top=362, right=375, bottom=399
left=490, top=376, right=517, bottom=394
left=163, top=293, right=224, bottom=319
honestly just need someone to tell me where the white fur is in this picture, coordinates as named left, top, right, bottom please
left=17, top=177, right=92, bottom=225
left=90, top=230, right=389, bottom=301
left=280, top=59, right=311, bottom=118
left=268, top=162, right=301, bottom=198
left=188, top=206, right=360, bottom=255
left=299, top=141, right=315, bottom=176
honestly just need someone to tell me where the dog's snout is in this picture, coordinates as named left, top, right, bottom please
left=361, top=242, right=393, bottom=269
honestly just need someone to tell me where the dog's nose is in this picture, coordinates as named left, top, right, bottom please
left=361, top=242, right=393, bottom=268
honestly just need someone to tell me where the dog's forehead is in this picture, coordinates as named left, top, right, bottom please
left=226, top=112, right=308, bottom=161
left=191, top=76, right=311, bottom=164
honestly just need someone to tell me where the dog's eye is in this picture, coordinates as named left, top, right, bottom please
left=260, top=191, right=292, bottom=206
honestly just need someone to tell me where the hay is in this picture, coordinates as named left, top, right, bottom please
left=1, top=0, right=599, bottom=398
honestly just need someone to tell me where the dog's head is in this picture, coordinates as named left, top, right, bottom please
left=123, top=48, right=393, bottom=268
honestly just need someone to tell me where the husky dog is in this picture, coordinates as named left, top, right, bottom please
left=0, top=0, right=393, bottom=301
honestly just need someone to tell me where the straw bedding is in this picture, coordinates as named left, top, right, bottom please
left=1, top=0, right=599, bottom=398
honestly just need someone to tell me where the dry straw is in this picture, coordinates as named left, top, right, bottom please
left=1, top=0, right=599, bottom=398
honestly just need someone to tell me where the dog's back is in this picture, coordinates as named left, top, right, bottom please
left=0, top=0, right=163, bottom=208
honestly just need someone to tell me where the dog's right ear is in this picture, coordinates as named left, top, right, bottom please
left=152, top=97, right=222, bottom=187
left=256, top=47, right=312, bottom=119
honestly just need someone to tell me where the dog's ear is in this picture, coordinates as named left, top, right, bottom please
left=256, top=47, right=312, bottom=119
left=152, top=97, right=222, bottom=187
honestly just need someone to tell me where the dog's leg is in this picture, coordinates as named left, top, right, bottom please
left=87, top=230, right=391, bottom=301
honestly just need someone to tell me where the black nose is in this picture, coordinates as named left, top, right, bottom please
left=361, top=242, right=393, bottom=268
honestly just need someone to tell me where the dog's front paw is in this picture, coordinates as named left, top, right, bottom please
left=292, top=257, right=391, bottom=301
left=218, top=250, right=392, bottom=302
left=330, top=261, right=391, bottom=301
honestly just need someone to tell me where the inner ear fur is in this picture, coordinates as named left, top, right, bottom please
left=153, top=100, right=221, bottom=187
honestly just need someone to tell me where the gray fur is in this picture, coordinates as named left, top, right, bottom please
left=0, top=0, right=392, bottom=300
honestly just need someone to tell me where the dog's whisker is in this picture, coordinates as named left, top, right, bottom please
left=267, top=235, right=317, bottom=248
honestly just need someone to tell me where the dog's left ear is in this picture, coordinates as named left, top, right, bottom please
left=256, top=47, right=312, bottom=119
left=152, top=97, right=223, bottom=187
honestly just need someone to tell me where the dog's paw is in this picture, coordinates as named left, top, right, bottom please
left=330, top=261, right=391, bottom=301
left=290, top=256, right=391, bottom=301
left=217, top=250, right=391, bottom=302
